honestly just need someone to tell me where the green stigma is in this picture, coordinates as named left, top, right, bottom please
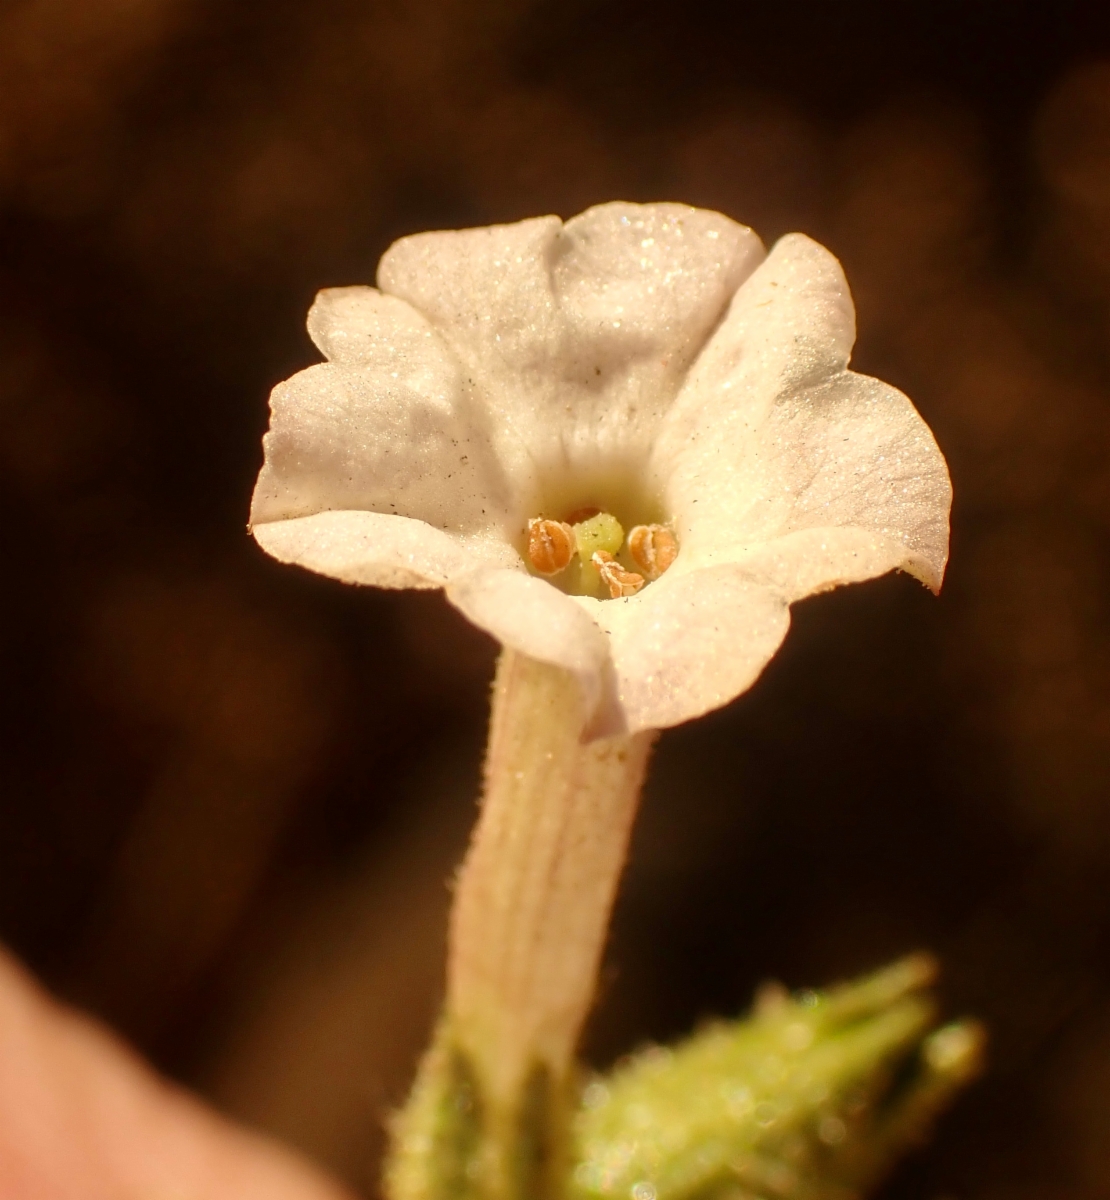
left=573, top=513, right=624, bottom=595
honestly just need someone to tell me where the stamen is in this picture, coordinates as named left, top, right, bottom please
left=527, top=518, right=576, bottom=575
left=527, top=508, right=657, bottom=598
left=592, top=551, right=645, bottom=599
left=628, top=524, right=678, bottom=580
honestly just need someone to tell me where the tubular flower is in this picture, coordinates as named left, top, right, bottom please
left=250, top=202, right=951, bottom=736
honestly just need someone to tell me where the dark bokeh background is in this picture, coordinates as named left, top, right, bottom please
left=4, top=0, right=1110, bottom=1194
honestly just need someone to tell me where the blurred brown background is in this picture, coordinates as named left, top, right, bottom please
left=4, top=0, right=1110, bottom=1195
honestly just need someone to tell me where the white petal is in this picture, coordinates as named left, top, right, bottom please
left=305, top=286, right=434, bottom=368
left=253, top=510, right=519, bottom=589
left=447, top=569, right=615, bottom=733
left=654, top=234, right=951, bottom=593
left=250, top=288, right=520, bottom=535
left=586, top=563, right=791, bottom=734
left=733, top=526, right=934, bottom=599
left=378, top=203, right=764, bottom=508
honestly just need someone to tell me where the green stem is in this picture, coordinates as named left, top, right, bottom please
left=387, top=650, right=656, bottom=1200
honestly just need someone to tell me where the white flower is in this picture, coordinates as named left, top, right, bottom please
left=250, top=202, right=950, bottom=736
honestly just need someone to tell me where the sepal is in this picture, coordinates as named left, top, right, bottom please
left=571, top=956, right=983, bottom=1200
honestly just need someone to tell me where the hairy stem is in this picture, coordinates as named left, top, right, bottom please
left=388, top=650, right=655, bottom=1200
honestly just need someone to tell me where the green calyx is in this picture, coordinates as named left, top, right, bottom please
left=571, top=955, right=983, bottom=1200
left=386, top=1021, right=573, bottom=1200
left=390, top=1035, right=485, bottom=1200
left=386, top=958, right=982, bottom=1200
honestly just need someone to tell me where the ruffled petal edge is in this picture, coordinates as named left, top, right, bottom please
left=584, top=563, right=792, bottom=734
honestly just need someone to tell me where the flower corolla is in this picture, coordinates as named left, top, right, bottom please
left=250, top=202, right=951, bottom=736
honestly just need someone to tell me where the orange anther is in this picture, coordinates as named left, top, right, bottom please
left=628, top=524, right=678, bottom=580
left=591, top=550, right=645, bottom=599
left=527, top=518, right=576, bottom=575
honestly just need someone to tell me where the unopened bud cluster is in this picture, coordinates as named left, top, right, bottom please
left=527, top=511, right=678, bottom=599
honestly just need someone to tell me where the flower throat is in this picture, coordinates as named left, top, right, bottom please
left=526, top=508, right=677, bottom=599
